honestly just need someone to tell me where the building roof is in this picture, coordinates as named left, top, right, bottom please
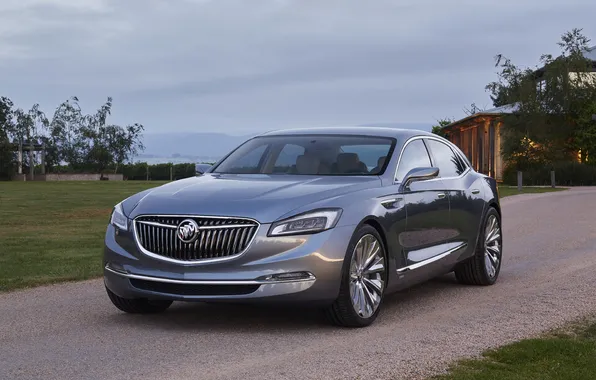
left=441, top=103, right=519, bottom=130
left=481, top=103, right=520, bottom=114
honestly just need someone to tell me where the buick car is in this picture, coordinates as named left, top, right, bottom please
left=103, top=127, right=502, bottom=327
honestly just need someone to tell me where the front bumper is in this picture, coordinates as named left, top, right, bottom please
left=103, top=222, right=356, bottom=304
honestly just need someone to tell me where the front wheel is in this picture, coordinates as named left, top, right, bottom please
left=454, top=207, right=502, bottom=286
left=106, top=287, right=173, bottom=314
left=325, top=225, right=387, bottom=327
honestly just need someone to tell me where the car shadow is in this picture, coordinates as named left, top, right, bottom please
left=103, top=272, right=469, bottom=332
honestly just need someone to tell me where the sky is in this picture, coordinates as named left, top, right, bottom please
left=2, top=0, right=596, bottom=135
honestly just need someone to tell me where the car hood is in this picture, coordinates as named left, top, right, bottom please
left=126, top=174, right=381, bottom=223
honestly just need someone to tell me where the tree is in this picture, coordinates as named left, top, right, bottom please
left=12, top=104, right=49, bottom=172
left=431, top=118, right=454, bottom=138
left=485, top=28, right=596, bottom=168
left=0, top=97, right=15, bottom=179
left=47, top=96, right=145, bottom=173
left=46, top=96, right=86, bottom=170
left=104, top=123, right=145, bottom=174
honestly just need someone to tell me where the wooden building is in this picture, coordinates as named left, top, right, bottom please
left=441, top=104, right=517, bottom=182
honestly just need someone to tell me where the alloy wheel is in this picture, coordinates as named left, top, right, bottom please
left=349, top=234, right=385, bottom=319
left=484, top=214, right=501, bottom=278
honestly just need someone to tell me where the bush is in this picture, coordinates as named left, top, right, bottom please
left=503, top=161, right=596, bottom=186
left=120, top=162, right=196, bottom=180
left=44, top=162, right=199, bottom=181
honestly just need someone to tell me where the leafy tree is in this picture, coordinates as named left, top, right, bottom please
left=431, top=118, right=454, bottom=137
left=0, top=97, right=15, bottom=179
left=46, top=96, right=86, bottom=170
left=47, top=96, right=145, bottom=173
left=485, top=28, right=596, bottom=168
left=12, top=104, right=49, bottom=172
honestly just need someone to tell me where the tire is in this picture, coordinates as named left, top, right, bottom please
left=325, top=225, right=387, bottom=327
left=454, top=207, right=502, bottom=286
left=106, top=287, right=173, bottom=314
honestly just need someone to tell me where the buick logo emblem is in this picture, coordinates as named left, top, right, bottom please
left=177, top=219, right=200, bottom=243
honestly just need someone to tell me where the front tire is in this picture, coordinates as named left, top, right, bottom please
left=454, top=207, right=502, bottom=286
left=106, top=287, right=173, bottom=314
left=325, top=225, right=387, bottom=327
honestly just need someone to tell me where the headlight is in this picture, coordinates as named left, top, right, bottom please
left=110, top=203, right=129, bottom=230
left=268, top=209, right=342, bottom=236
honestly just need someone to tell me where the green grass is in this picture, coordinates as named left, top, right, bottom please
left=433, top=318, right=596, bottom=380
left=498, top=186, right=567, bottom=198
left=0, top=181, right=166, bottom=291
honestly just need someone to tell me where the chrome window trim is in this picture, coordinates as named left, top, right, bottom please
left=105, top=265, right=316, bottom=285
left=393, top=135, right=472, bottom=184
left=132, top=214, right=261, bottom=266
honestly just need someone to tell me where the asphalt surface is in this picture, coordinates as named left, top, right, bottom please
left=2, top=187, right=596, bottom=380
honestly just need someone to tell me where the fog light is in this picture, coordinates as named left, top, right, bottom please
left=259, top=271, right=315, bottom=282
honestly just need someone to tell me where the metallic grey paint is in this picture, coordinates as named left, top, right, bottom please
left=103, top=127, right=500, bottom=306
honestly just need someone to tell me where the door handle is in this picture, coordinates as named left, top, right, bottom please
left=381, top=198, right=403, bottom=209
left=437, top=193, right=446, bottom=199
left=471, top=189, right=480, bottom=194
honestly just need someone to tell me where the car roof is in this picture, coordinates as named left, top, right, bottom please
left=258, top=126, right=435, bottom=139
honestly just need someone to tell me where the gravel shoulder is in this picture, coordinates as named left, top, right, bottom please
left=1, top=187, right=596, bottom=380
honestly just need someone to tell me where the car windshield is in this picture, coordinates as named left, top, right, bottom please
left=212, top=134, right=396, bottom=175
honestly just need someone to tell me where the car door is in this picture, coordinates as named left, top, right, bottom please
left=424, top=138, right=485, bottom=265
left=391, top=138, right=453, bottom=282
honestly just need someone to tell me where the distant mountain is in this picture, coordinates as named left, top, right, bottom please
left=139, top=123, right=432, bottom=164
left=139, top=132, right=255, bottom=164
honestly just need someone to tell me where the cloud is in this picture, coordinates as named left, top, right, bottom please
left=1, top=0, right=595, bottom=133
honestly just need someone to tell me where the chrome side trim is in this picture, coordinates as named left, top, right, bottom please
left=132, top=214, right=261, bottom=266
left=104, top=265, right=316, bottom=285
left=396, top=242, right=467, bottom=273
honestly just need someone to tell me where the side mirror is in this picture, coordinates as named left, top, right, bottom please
left=196, top=163, right=213, bottom=175
left=399, top=167, right=439, bottom=191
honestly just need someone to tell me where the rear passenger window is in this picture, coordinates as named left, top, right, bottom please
left=395, top=139, right=432, bottom=181
left=426, top=139, right=466, bottom=177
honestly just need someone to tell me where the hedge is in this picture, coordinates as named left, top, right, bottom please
left=42, top=162, right=199, bottom=181
left=120, top=163, right=196, bottom=180
left=503, top=161, right=596, bottom=186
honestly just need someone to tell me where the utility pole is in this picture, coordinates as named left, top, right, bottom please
left=29, top=141, right=34, bottom=181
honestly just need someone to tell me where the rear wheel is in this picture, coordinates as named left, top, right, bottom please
left=325, top=225, right=387, bottom=327
left=106, top=287, right=173, bottom=314
left=454, top=207, right=502, bottom=286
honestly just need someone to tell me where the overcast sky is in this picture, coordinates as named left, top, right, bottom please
left=2, top=0, right=596, bottom=135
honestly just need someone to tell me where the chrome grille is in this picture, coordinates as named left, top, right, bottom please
left=134, top=216, right=259, bottom=262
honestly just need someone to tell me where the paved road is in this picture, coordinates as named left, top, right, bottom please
left=2, top=188, right=596, bottom=380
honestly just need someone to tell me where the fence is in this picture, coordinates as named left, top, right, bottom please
left=503, top=162, right=596, bottom=187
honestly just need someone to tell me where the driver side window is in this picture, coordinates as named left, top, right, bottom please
left=395, top=139, right=432, bottom=181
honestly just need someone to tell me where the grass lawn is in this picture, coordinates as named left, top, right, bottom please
left=0, top=180, right=570, bottom=292
left=0, top=181, right=166, bottom=291
left=433, top=318, right=596, bottom=380
left=498, top=185, right=567, bottom=198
